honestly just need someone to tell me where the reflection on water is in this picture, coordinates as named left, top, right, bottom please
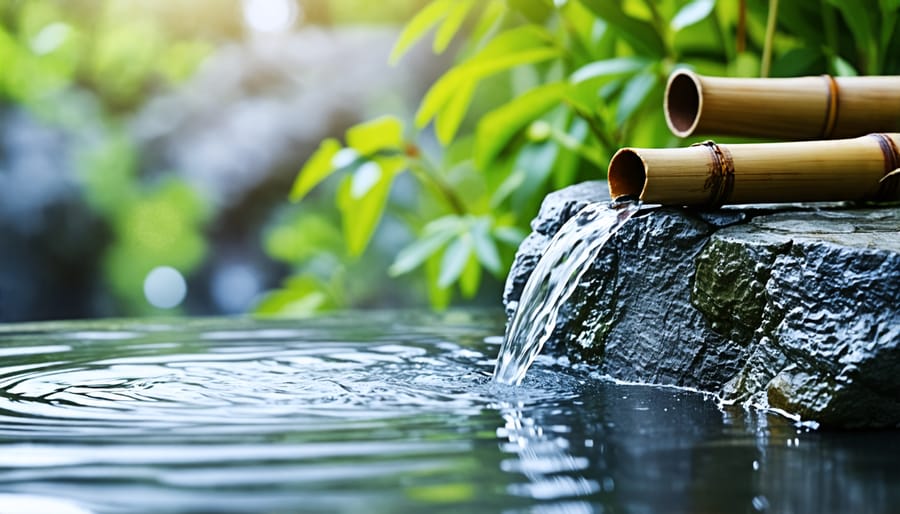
left=0, top=311, right=897, bottom=513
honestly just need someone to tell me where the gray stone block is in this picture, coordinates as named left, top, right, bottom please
left=504, top=181, right=900, bottom=428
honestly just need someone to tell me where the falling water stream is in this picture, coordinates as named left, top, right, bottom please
left=494, top=198, right=643, bottom=385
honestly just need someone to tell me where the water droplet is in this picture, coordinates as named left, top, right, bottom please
left=751, top=495, right=769, bottom=511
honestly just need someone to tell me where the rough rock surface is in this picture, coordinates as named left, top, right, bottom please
left=504, top=181, right=900, bottom=428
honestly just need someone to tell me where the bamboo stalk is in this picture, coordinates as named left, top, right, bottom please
left=607, top=133, right=900, bottom=207
left=664, top=69, right=900, bottom=139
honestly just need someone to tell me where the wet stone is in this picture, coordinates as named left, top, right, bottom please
left=505, top=181, right=900, bottom=428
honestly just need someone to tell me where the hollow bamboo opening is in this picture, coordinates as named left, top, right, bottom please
left=607, top=134, right=900, bottom=207
left=664, top=71, right=702, bottom=137
left=607, top=149, right=647, bottom=199
left=663, top=70, right=900, bottom=140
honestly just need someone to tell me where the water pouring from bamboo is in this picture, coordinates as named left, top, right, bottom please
left=665, top=69, right=900, bottom=140
left=607, top=134, right=900, bottom=207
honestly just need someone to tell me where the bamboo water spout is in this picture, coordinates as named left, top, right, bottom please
left=665, top=70, right=900, bottom=139
left=607, top=134, right=900, bottom=207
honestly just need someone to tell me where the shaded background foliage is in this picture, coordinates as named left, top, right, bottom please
left=0, top=0, right=897, bottom=321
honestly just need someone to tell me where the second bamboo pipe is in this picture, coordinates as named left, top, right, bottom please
left=665, top=70, right=900, bottom=139
left=607, top=133, right=900, bottom=207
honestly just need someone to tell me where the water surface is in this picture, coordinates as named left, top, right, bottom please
left=0, top=311, right=897, bottom=513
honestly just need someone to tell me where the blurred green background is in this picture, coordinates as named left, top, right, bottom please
left=0, top=0, right=896, bottom=321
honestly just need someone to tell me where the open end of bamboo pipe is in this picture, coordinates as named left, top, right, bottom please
left=665, top=70, right=702, bottom=137
left=607, top=149, right=646, bottom=200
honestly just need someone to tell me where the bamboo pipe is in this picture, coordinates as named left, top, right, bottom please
left=607, top=133, right=900, bottom=207
left=665, top=70, right=900, bottom=139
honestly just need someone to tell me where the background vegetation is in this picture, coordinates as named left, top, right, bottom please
left=0, top=0, right=897, bottom=320
left=272, top=0, right=900, bottom=313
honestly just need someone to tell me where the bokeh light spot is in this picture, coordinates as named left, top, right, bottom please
left=242, top=0, right=300, bottom=33
left=143, top=266, right=187, bottom=309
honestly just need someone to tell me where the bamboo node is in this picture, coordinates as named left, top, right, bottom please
left=872, top=133, right=900, bottom=200
left=692, top=140, right=735, bottom=208
left=820, top=74, right=840, bottom=139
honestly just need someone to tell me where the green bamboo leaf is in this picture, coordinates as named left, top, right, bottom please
left=489, top=168, right=527, bottom=208
left=831, top=55, right=858, bottom=76
left=415, top=68, right=463, bottom=128
left=578, top=0, right=666, bottom=57
left=474, top=81, right=568, bottom=169
left=389, top=0, right=453, bottom=65
left=468, top=25, right=554, bottom=63
left=290, top=138, right=341, bottom=202
left=569, top=57, right=649, bottom=84
left=433, top=0, right=474, bottom=53
left=254, top=275, right=334, bottom=317
left=471, top=219, right=502, bottom=274
left=826, top=0, right=878, bottom=72
left=459, top=251, right=481, bottom=298
left=493, top=226, right=527, bottom=247
left=438, top=234, right=472, bottom=287
left=671, top=0, right=716, bottom=31
left=416, top=25, right=558, bottom=129
left=350, top=161, right=382, bottom=199
left=425, top=252, right=452, bottom=310
left=389, top=229, right=455, bottom=276
left=346, top=115, right=404, bottom=156
left=506, top=0, right=553, bottom=23
left=423, top=215, right=466, bottom=236
left=416, top=48, right=559, bottom=131
left=435, top=78, right=476, bottom=144
left=468, top=0, right=507, bottom=48
left=336, top=171, right=393, bottom=257
left=616, top=69, right=658, bottom=127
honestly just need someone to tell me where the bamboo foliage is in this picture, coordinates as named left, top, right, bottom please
left=607, top=134, right=900, bottom=207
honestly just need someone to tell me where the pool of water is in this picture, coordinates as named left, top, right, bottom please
left=0, top=310, right=897, bottom=513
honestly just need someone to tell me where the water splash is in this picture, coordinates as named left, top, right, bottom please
left=493, top=197, right=643, bottom=385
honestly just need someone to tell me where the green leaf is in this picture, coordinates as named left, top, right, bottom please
left=438, top=234, right=472, bottom=287
left=469, top=1, right=507, bottom=48
left=346, top=115, right=404, bottom=156
left=506, top=0, right=553, bottom=23
left=416, top=48, right=559, bottom=130
left=435, top=78, right=476, bottom=144
left=416, top=26, right=559, bottom=130
left=389, top=0, right=453, bottom=65
left=578, top=0, right=667, bottom=57
left=254, top=275, right=334, bottom=317
left=493, top=226, right=527, bottom=247
left=471, top=219, right=502, bottom=274
left=826, top=0, right=878, bottom=72
left=433, top=0, right=474, bottom=53
left=336, top=171, right=393, bottom=257
left=290, top=138, right=341, bottom=202
left=459, top=251, right=481, bottom=298
left=474, top=81, right=568, bottom=169
left=671, top=0, right=716, bottom=31
left=425, top=252, right=452, bottom=310
left=616, top=69, right=658, bottom=127
left=490, top=168, right=527, bottom=207
left=389, top=229, right=456, bottom=276
left=831, top=55, right=858, bottom=76
left=350, top=161, right=382, bottom=199
left=570, top=57, right=649, bottom=84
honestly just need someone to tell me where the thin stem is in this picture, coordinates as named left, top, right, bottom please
left=760, top=0, right=779, bottom=77
left=567, top=103, right=616, bottom=156
left=642, top=0, right=675, bottom=60
left=408, top=159, right=467, bottom=215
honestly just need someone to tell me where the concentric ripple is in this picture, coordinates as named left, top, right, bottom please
left=1, top=311, right=898, bottom=514
left=0, top=313, right=520, bottom=439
